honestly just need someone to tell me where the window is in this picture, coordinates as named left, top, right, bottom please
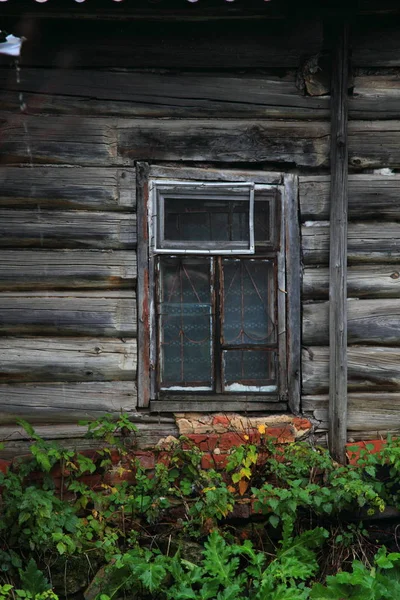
left=137, top=166, right=300, bottom=413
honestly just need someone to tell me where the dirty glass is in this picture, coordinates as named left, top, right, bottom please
left=223, top=349, right=277, bottom=391
left=158, top=257, right=213, bottom=389
left=221, top=258, right=276, bottom=346
left=164, top=197, right=249, bottom=243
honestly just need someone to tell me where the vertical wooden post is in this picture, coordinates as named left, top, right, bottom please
left=329, top=22, right=349, bottom=463
left=136, top=162, right=151, bottom=408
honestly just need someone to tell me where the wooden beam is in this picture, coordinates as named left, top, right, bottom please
left=285, top=175, right=301, bottom=413
left=329, top=22, right=349, bottom=463
left=136, top=163, right=151, bottom=408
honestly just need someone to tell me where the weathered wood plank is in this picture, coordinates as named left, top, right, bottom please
left=328, top=21, right=349, bottom=462
left=0, top=210, right=136, bottom=249
left=303, top=265, right=400, bottom=300
left=302, top=222, right=400, bottom=265
left=303, top=346, right=400, bottom=394
left=0, top=421, right=179, bottom=459
left=0, top=167, right=135, bottom=210
left=303, top=393, right=400, bottom=434
left=0, top=115, right=121, bottom=166
left=348, top=121, right=400, bottom=169
left=303, top=299, right=400, bottom=346
left=0, top=381, right=138, bottom=424
left=0, top=291, right=136, bottom=337
left=118, top=120, right=330, bottom=167
left=149, top=165, right=282, bottom=185
left=300, top=175, right=400, bottom=221
left=0, top=68, right=330, bottom=120
left=285, top=175, right=301, bottom=413
left=0, top=337, right=136, bottom=384
left=136, top=163, right=151, bottom=409
left=4, top=117, right=400, bottom=169
left=350, top=75, right=400, bottom=120
left=151, top=400, right=287, bottom=413
left=14, top=18, right=323, bottom=69
left=0, top=250, right=136, bottom=291
left=0, top=115, right=330, bottom=167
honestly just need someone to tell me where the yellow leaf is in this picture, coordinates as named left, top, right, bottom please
left=258, top=424, right=266, bottom=435
left=243, top=434, right=250, bottom=441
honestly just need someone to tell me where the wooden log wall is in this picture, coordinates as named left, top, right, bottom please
left=301, top=12, right=400, bottom=442
left=1, top=9, right=400, bottom=451
left=0, top=11, right=329, bottom=454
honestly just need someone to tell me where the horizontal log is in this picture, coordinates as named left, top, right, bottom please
left=118, top=119, right=330, bottom=167
left=14, top=18, right=323, bottom=69
left=300, top=175, right=400, bottom=221
left=303, top=393, right=400, bottom=434
left=0, top=291, right=136, bottom=336
left=302, top=222, right=400, bottom=265
left=0, top=167, right=135, bottom=210
left=350, top=75, right=400, bottom=120
left=0, top=337, right=136, bottom=384
left=302, top=346, right=400, bottom=394
left=0, top=210, right=136, bottom=249
left=0, top=250, right=136, bottom=291
left=0, top=381, right=138, bottom=424
left=353, top=16, right=400, bottom=66
left=151, top=400, right=287, bottom=413
left=0, top=114, right=124, bottom=166
left=303, top=265, right=400, bottom=299
left=149, top=165, right=282, bottom=185
left=0, top=115, right=330, bottom=167
left=303, top=299, right=400, bottom=345
left=0, top=68, right=329, bottom=120
left=348, top=121, right=400, bottom=169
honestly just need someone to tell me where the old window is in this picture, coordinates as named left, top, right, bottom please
left=137, top=166, right=300, bottom=413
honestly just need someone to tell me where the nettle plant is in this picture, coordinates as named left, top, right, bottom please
left=0, top=416, right=400, bottom=599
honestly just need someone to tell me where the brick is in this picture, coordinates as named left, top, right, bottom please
left=265, top=426, right=295, bottom=443
left=201, top=453, right=228, bottom=470
left=292, top=417, right=312, bottom=432
left=219, top=432, right=246, bottom=451
left=136, top=452, right=155, bottom=470
left=346, top=439, right=386, bottom=465
left=0, top=459, right=10, bottom=475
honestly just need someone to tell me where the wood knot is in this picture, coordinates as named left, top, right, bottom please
left=390, top=272, right=400, bottom=280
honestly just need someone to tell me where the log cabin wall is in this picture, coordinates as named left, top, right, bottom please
left=302, top=12, right=400, bottom=443
left=0, top=3, right=399, bottom=453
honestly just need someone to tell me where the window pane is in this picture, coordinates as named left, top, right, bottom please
left=223, top=350, right=276, bottom=392
left=158, top=257, right=213, bottom=390
left=221, top=259, right=276, bottom=346
left=164, top=197, right=249, bottom=243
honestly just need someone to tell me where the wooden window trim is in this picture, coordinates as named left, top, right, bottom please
left=137, top=164, right=301, bottom=413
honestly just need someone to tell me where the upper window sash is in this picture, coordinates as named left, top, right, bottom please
left=149, top=180, right=255, bottom=254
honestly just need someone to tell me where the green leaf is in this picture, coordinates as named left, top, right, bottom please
left=19, top=559, right=50, bottom=595
left=269, top=515, right=280, bottom=529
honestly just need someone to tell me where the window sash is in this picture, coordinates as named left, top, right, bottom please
left=151, top=181, right=255, bottom=254
left=156, top=255, right=278, bottom=394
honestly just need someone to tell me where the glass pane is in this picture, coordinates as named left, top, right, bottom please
left=164, top=197, right=249, bottom=243
left=158, top=257, right=213, bottom=389
left=222, top=259, right=276, bottom=346
left=223, top=350, right=277, bottom=392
